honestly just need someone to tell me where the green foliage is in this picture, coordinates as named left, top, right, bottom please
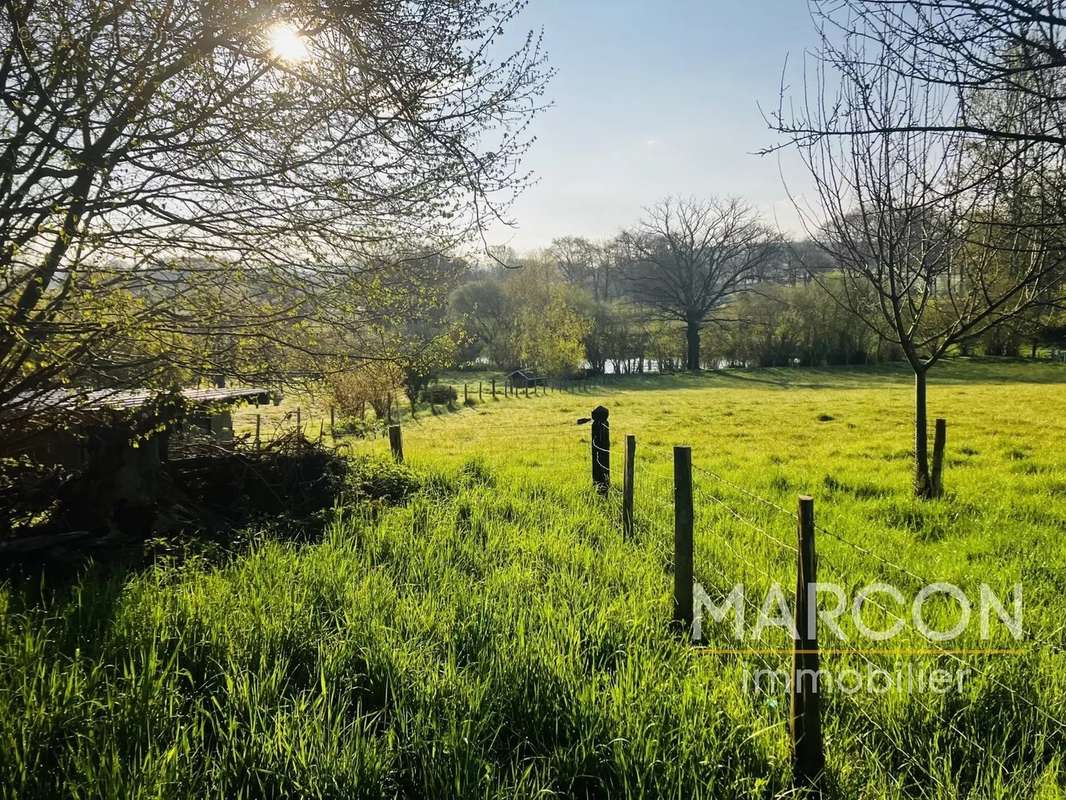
left=4, top=361, right=1066, bottom=798
left=422, top=384, right=459, bottom=405
left=704, top=278, right=890, bottom=367
left=346, top=455, right=421, bottom=504
left=451, top=260, right=590, bottom=375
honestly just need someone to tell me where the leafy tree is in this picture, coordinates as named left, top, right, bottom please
left=0, top=0, right=551, bottom=437
left=449, top=259, right=589, bottom=374
left=507, top=262, right=590, bottom=375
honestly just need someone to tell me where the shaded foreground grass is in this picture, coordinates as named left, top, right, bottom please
left=3, top=358, right=1066, bottom=798
left=1, top=471, right=787, bottom=798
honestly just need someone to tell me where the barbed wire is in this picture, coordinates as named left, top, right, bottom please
left=693, top=483, right=798, bottom=556
left=691, top=463, right=795, bottom=519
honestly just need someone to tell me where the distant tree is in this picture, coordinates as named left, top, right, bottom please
left=706, top=278, right=879, bottom=368
left=549, top=236, right=620, bottom=301
left=450, top=260, right=589, bottom=374
left=507, top=261, right=590, bottom=375
left=620, top=198, right=780, bottom=371
left=450, top=277, right=515, bottom=366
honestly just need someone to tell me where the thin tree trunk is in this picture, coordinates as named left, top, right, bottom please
left=914, top=369, right=933, bottom=499
left=686, top=320, right=701, bottom=371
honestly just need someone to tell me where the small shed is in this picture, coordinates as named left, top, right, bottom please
left=2, top=386, right=276, bottom=536
left=507, top=368, right=546, bottom=389
left=4, top=387, right=275, bottom=467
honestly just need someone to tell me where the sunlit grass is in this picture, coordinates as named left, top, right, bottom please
left=3, top=358, right=1065, bottom=797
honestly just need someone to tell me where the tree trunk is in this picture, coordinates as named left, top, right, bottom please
left=686, top=320, right=701, bottom=371
left=914, top=369, right=934, bottom=499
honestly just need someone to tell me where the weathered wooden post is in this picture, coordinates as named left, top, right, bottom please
left=931, top=418, right=947, bottom=497
left=673, top=446, right=693, bottom=633
left=463, top=383, right=468, bottom=404
left=296, top=407, right=302, bottom=435
left=791, top=495, right=824, bottom=789
left=623, top=434, right=636, bottom=539
left=491, top=378, right=497, bottom=400
left=479, top=381, right=483, bottom=401
left=525, top=384, right=529, bottom=398
left=330, top=405, right=336, bottom=439
left=388, top=424, right=404, bottom=462
left=591, top=405, right=610, bottom=494
left=255, top=413, right=261, bottom=451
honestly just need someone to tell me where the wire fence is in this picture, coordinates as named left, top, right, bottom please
left=373, top=400, right=1066, bottom=790
left=237, top=375, right=619, bottom=450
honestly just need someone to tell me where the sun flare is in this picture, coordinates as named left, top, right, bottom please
left=268, top=22, right=309, bottom=62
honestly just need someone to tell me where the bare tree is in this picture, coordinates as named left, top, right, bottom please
left=774, top=15, right=1066, bottom=498
left=548, top=236, right=619, bottom=301
left=620, top=197, right=779, bottom=371
left=0, top=0, right=551, bottom=433
left=769, top=1, right=1066, bottom=150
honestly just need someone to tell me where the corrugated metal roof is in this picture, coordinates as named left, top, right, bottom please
left=14, top=387, right=273, bottom=413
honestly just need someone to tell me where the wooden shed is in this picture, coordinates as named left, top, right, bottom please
left=4, top=387, right=275, bottom=467
left=1, top=386, right=276, bottom=538
left=507, top=368, right=546, bottom=389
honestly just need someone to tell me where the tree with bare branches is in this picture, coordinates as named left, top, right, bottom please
left=772, top=10, right=1066, bottom=498
left=619, top=198, right=779, bottom=371
left=0, top=0, right=551, bottom=436
left=771, top=1, right=1066, bottom=151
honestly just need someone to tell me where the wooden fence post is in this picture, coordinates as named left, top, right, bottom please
left=330, top=406, right=336, bottom=439
left=623, top=434, right=636, bottom=539
left=673, top=446, right=694, bottom=634
left=296, top=407, right=302, bottom=435
left=388, top=424, right=404, bottom=462
left=255, top=413, right=261, bottom=451
left=791, top=495, right=824, bottom=788
left=479, top=382, right=483, bottom=401
left=525, top=384, right=529, bottom=398
left=464, top=383, right=468, bottom=404
left=931, top=418, right=947, bottom=497
left=591, top=405, right=610, bottom=494
left=492, top=378, right=497, bottom=400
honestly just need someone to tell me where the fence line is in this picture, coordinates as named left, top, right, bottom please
left=355, top=401, right=1064, bottom=790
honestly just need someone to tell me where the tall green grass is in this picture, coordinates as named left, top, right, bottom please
left=3, top=359, right=1066, bottom=798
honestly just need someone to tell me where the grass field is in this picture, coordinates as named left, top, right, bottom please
left=3, top=359, right=1066, bottom=798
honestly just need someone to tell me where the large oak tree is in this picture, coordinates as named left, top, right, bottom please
left=620, top=197, right=779, bottom=371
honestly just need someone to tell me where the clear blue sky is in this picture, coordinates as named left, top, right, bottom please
left=488, top=1, right=820, bottom=251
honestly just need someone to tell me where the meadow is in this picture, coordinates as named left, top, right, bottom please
left=2, top=359, right=1065, bottom=798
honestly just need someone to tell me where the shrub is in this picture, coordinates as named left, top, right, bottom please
left=347, top=455, right=420, bottom=504
left=327, top=366, right=403, bottom=421
left=422, top=384, right=458, bottom=405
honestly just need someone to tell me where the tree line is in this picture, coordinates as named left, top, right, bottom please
left=441, top=198, right=1064, bottom=378
left=6, top=0, right=1066, bottom=504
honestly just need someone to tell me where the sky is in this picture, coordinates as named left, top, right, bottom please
left=487, top=0, right=822, bottom=252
